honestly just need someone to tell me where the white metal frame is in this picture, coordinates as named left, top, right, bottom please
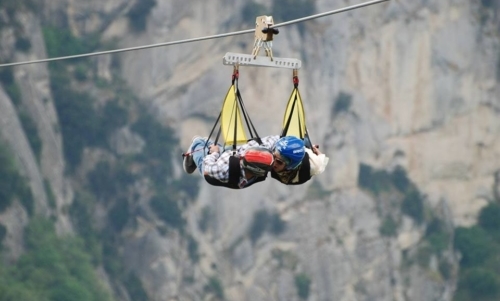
left=222, top=52, right=301, bottom=70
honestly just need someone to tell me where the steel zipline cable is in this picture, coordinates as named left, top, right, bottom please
left=0, top=0, right=390, bottom=68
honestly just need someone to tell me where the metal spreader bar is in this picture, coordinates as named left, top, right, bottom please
left=222, top=52, right=302, bottom=69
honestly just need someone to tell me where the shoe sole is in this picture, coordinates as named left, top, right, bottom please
left=183, top=154, right=196, bottom=174
left=183, top=136, right=208, bottom=174
left=183, top=141, right=197, bottom=174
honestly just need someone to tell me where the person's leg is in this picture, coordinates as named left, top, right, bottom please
left=190, top=137, right=213, bottom=175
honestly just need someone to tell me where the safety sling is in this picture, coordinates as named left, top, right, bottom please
left=203, top=67, right=265, bottom=188
left=280, top=71, right=313, bottom=149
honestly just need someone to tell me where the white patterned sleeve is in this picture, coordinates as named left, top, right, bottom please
left=306, top=148, right=329, bottom=176
left=203, top=151, right=230, bottom=182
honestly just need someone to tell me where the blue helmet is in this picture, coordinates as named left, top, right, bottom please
left=274, top=136, right=305, bottom=170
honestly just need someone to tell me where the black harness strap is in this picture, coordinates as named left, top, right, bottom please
left=228, top=156, right=241, bottom=186
left=236, top=88, right=262, bottom=144
left=204, top=156, right=267, bottom=189
left=206, top=69, right=263, bottom=148
left=202, top=69, right=266, bottom=189
left=232, top=79, right=239, bottom=152
left=205, top=112, right=222, bottom=150
left=280, top=84, right=314, bottom=149
left=303, top=128, right=313, bottom=149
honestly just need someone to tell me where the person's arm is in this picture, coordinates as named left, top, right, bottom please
left=306, top=146, right=329, bottom=176
left=203, top=145, right=230, bottom=182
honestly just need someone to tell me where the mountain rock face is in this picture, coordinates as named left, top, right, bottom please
left=0, top=8, right=73, bottom=259
left=0, top=0, right=499, bottom=300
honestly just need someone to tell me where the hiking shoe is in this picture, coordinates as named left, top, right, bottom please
left=183, top=136, right=203, bottom=174
left=183, top=152, right=196, bottom=174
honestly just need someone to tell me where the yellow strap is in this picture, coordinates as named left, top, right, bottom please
left=282, top=87, right=306, bottom=139
left=221, top=85, right=248, bottom=145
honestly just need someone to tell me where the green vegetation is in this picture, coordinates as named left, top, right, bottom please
left=43, top=27, right=98, bottom=59
left=0, top=223, right=6, bottom=245
left=42, top=37, right=192, bottom=297
left=0, top=0, right=37, bottom=15
left=241, top=2, right=267, bottom=25
left=127, top=0, right=157, bottom=32
left=131, top=114, right=176, bottom=186
left=19, top=111, right=42, bottom=162
left=46, top=63, right=130, bottom=170
left=107, top=199, right=129, bottom=232
left=391, top=166, right=411, bottom=193
left=88, top=162, right=135, bottom=203
left=271, top=0, right=315, bottom=35
left=478, top=203, right=500, bottom=241
left=379, top=215, right=397, bottom=237
left=123, top=273, right=148, bottom=301
left=15, top=37, right=31, bottom=52
left=126, top=111, right=185, bottom=221
left=425, top=218, right=449, bottom=254
left=454, top=226, right=494, bottom=268
left=0, top=67, right=43, bottom=163
left=294, top=273, right=311, bottom=299
left=271, top=249, right=299, bottom=270
left=69, top=191, right=102, bottom=261
left=47, top=61, right=102, bottom=168
left=102, top=238, right=123, bottom=279
left=172, top=174, right=200, bottom=199
left=269, top=212, right=286, bottom=235
left=453, top=203, right=500, bottom=301
left=0, top=10, right=197, bottom=301
left=497, top=51, right=500, bottom=82
left=362, top=163, right=451, bottom=276
left=52, top=85, right=101, bottom=168
left=358, top=164, right=393, bottom=195
left=401, top=189, right=424, bottom=224
left=205, top=276, right=224, bottom=300
left=18, top=182, right=34, bottom=217
left=415, top=244, right=433, bottom=267
left=0, top=218, right=112, bottom=301
left=44, top=180, right=57, bottom=209
left=73, top=64, right=90, bottom=82
left=69, top=190, right=143, bottom=299
left=100, top=101, right=129, bottom=139
left=198, top=206, right=211, bottom=232
left=333, top=92, right=352, bottom=115
left=131, top=113, right=174, bottom=159
left=305, top=179, right=330, bottom=199
left=187, top=235, right=199, bottom=263
left=271, top=0, right=315, bottom=22
left=459, top=268, right=499, bottom=299
left=150, top=195, right=185, bottom=230
left=359, top=164, right=424, bottom=225
left=42, top=27, right=117, bottom=168
left=0, top=67, right=22, bottom=105
left=249, top=210, right=268, bottom=243
left=249, top=209, right=287, bottom=243
left=481, top=0, right=495, bottom=8
left=0, top=143, right=33, bottom=215
left=439, top=259, right=453, bottom=281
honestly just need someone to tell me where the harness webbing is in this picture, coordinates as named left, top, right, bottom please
left=236, top=88, right=262, bottom=145
left=280, top=77, right=314, bottom=149
left=205, top=71, right=262, bottom=152
left=281, top=87, right=298, bottom=138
